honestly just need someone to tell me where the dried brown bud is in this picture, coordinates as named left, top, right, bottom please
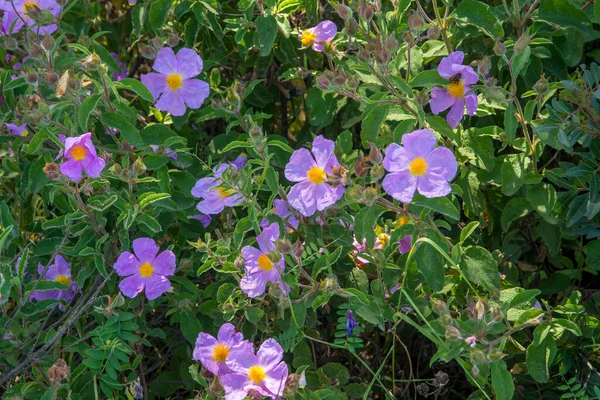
left=45, top=71, right=59, bottom=84
left=354, top=154, right=369, bottom=177
left=30, top=44, right=44, bottom=58
left=47, top=359, right=70, bottom=385
left=43, top=163, right=60, bottom=180
left=167, top=33, right=181, bottom=47
left=367, top=142, right=382, bottom=164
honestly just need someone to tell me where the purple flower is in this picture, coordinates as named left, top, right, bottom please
left=30, top=255, right=78, bottom=309
left=191, top=164, right=243, bottom=215
left=193, top=323, right=252, bottom=376
left=140, top=47, right=210, bottom=117
left=398, top=236, right=412, bottom=255
left=222, top=338, right=289, bottom=400
left=299, top=20, right=337, bottom=52
left=284, top=135, right=344, bottom=217
left=0, top=0, right=61, bottom=35
left=12, top=55, right=29, bottom=70
left=230, top=154, right=248, bottom=170
left=240, top=223, right=289, bottom=298
left=149, top=144, right=178, bottom=160
left=110, top=52, right=127, bottom=81
left=5, top=123, right=29, bottom=137
left=346, top=309, right=357, bottom=336
left=382, top=129, right=457, bottom=203
left=464, top=336, right=477, bottom=348
left=191, top=214, right=212, bottom=227
left=59, top=132, right=106, bottom=182
left=260, top=199, right=299, bottom=232
left=430, top=51, right=478, bottom=129
left=113, top=238, right=176, bottom=300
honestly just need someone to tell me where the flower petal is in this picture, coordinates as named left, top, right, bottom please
left=264, top=362, right=288, bottom=397
left=402, top=129, right=437, bottom=159
left=196, top=192, right=226, bottom=215
left=156, top=89, right=186, bottom=116
left=459, top=65, right=479, bottom=85
left=430, top=86, right=455, bottom=115
left=314, top=183, right=344, bottom=211
left=257, top=338, right=283, bottom=371
left=287, top=181, right=318, bottom=217
left=438, top=51, right=464, bottom=79
left=81, top=156, right=105, bottom=178
left=175, top=48, right=203, bottom=79
left=179, top=79, right=210, bottom=110
left=240, top=270, right=269, bottom=298
left=152, top=250, right=176, bottom=276
left=284, top=148, right=316, bottom=182
left=132, top=238, right=159, bottom=264
left=60, top=159, right=83, bottom=182
left=311, top=135, right=335, bottom=169
left=383, top=143, right=410, bottom=173
left=314, top=20, right=337, bottom=42
left=153, top=47, right=177, bottom=75
left=425, top=147, right=458, bottom=181
left=257, top=223, right=279, bottom=253
left=119, top=275, right=145, bottom=298
left=144, top=275, right=171, bottom=300
left=465, top=93, right=478, bottom=116
left=417, top=172, right=452, bottom=198
left=382, top=171, right=417, bottom=203
left=446, top=99, right=465, bottom=129
left=191, top=177, right=218, bottom=198
left=113, top=252, right=140, bottom=276
left=221, top=374, right=251, bottom=400
left=140, top=73, right=167, bottom=101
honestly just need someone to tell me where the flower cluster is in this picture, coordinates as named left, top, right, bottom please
left=193, top=324, right=288, bottom=399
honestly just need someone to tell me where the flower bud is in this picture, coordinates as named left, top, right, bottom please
left=346, top=185, right=363, bottom=201
left=357, top=47, right=370, bottom=63
left=384, top=35, right=399, bottom=54
left=362, top=186, right=378, bottom=205
left=346, top=20, right=356, bottom=35
left=533, top=75, right=549, bottom=95
left=427, top=26, right=440, bottom=40
left=335, top=4, right=353, bottom=20
left=471, top=365, right=479, bottom=379
left=333, top=70, right=347, bottom=86
left=26, top=71, right=37, bottom=84
left=370, top=164, right=385, bottom=181
left=493, top=41, right=505, bottom=56
left=470, top=349, right=487, bottom=364
left=407, top=12, right=424, bottom=30
left=42, top=35, right=55, bottom=50
left=322, top=276, right=338, bottom=292
left=415, top=90, right=429, bottom=107
left=132, top=158, right=146, bottom=175
left=363, top=5, right=374, bottom=21
left=441, top=314, right=453, bottom=326
left=488, top=351, right=505, bottom=361
left=354, top=154, right=369, bottom=177
left=30, top=44, right=44, bottom=58
left=445, top=326, right=460, bottom=340
left=432, top=299, right=447, bottom=315
left=68, top=77, right=81, bottom=91
left=367, top=142, right=382, bottom=164
left=45, top=71, right=59, bottom=84
left=150, top=37, right=163, bottom=50
left=43, top=163, right=60, bottom=180
left=140, top=44, right=157, bottom=60
left=347, top=75, right=360, bottom=90
left=477, top=56, right=491, bottom=77
left=293, top=243, right=304, bottom=258
left=402, top=30, right=414, bottom=45
left=474, top=299, right=486, bottom=320
left=514, top=32, right=530, bottom=53
left=47, top=359, right=70, bottom=385
left=167, top=33, right=181, bottom=47
left=276, top=238, right=292, bottom=254
left=316, top=75, right=330, bottom=90
left=492, top=308, right=504, bottom=322
left=1, top=36, right=19, bottom=51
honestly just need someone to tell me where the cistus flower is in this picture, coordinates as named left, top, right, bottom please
left=382, top=129, right=458, bottom=203
left=140, top=47, right=209, bottom=116
left=464, top=336, right=477, bottom=348
left=59, top=132, right=106, bottom=182
left=346, top=309, right=357, bottom=336
left=5, top=123, right=29, bottom=137
left=193, top=323, right=252, bottom=376
left=149, top=144, right=178, bottom=160
left=299, top=20, right=337, bottom=52
left=30, top=255, right=78, bottom=309
left=230, top=154, right=247, bottom=170
left=113, top=238, right=176, bottom=300
left=240, top=223, right=290, bottom=298
left=191, top=164, right=243, bottom=215
left=430, top=51, right=478, bottom=129
left=110, top=52, right=127, bottom=81
left=284, top=135, right=344, bottom=217
left=0, top=0, right=62, bottom=35
left=260, top=199, right=299, bottom=232
left=222, top=338, right=289, bottom=400
left=191, top=214, right=212, bottom=228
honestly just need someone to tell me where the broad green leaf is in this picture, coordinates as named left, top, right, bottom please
left=491, top=360, right=515, bottom=400
left=504, top=103, right=518, bottom=145
left=410, top=196, right=460, bottom=221
left=526, top=183, right=557, bottom=222
left=459, top=246, right=500, bottom=290
left=138, top=192, right=171, bottom=210
left=501, top=155, right=525, bottom=196
left=150, top=0, right=172, bottom=32
left=501, top=198, right=531, bottom=231
left=78, top=94, right=102, bottom=130
left=453, top=0, right=504, bottom=38
left=414, top=241, right=445, bottom=291
left=256, top=15, right=278, bottom=56
left=526, top=336, right=557, bottom=383
left=409, top=70, right=447, bottom=88
left=536, top=0, right=592, bottom=34
left=354, top=205, right=387, bottom=248
left=102, top=113, right=143, bottom=147
left=115, top=78, right=154, bottom=102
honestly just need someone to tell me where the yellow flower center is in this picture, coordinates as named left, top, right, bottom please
left=212, top=343, right=229, bottom=362
left=23, top=1, right=37, bottom=13
left=218, top=187, right=234, bottom=198
left=447, top=81, right=465, bottom=98
left=55, top=275, right=71, bottom=285
left=71, top=145, right=87, bottom=161
left=409, top=157, right=428, bottom=176
left=248, top=366, right=266, bottom=384
left=139, top=262, right=154, bottom=278
left=22, top=131, right=29, bottom=137
left=306, top=165, right=326, bottom=184
left=257, top=254, right=273, bottom=271
left=166, top=73, right=183, bottom=90
left=399, top=216, right=410, bottom=226
left=377, top=233, right=390, bottom=248
left=301, top=31, right=317, bottom=47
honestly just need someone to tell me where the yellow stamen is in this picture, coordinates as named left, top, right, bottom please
left=23, top=1, right=37, bottom=13
left=166, top=73, right=183, bottom=90
left=447, top=81, right=465, bottom=98
left=377, top=233, right=390, bottom=248
left=71, top=145, right=86, bottom=161
left=218, top=187, right=234, bottom=198
left=409, top=157, right=427, bottom=176
left=399, top=216, right=410, bottom=226
left=22, top=131, right=29, bottom=137
left=139, top=262, right=154, bottom=278
left=212, top=343, right=229, bottom=362
left=257, top=254, right=273, bottom=271
left=306, top=165, right=326, bottom=184
left=300, top=31, right=317, bottom=47
left=55, top=275, right=71, bottom=285
left=248, top=366, right=266, bottom=384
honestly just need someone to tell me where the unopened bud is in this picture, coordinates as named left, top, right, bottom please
left=26, top=71, right=37, bottom=84
left=354, top=155, right=369, bottom=177
left=132, top=158, right=146, bottom=174
left=68, top=78, right=81, bottom=91
left=109, top=163, right=122, bottom=175
left=445, top=326, right=460, bottom=340
left=333, top=70, right=347, bottom=86
left=43, top=163, right=60, bottom=180
left=364, top=6, right=374, bottom=21
left=347, top=185, right=363, bottom=201
left=47, top=359, right=70, bottom=385
left=167, top=33, right=181, bottom=47
left=477, top=56, right=491, bottom=77
left=293, top=243, right=304, bottom=258
left=402, top=30, right=414, bottom=45
left=415, top=90, right=429, bottom=107
left=362, top=186, right=378, bottom=205
left=335, top=4, right=353, bottom=20
left=441, top=314, right=453, bottom=325
left=470, top=349, right=487, bottom=364
left=322, top=276, right=338, bottom=292
left=370, top=164, right=385, bottom=181
left=384, top=35, right=399, bottom=54
left=367, top=142, right=382, bottom=164
left=316, top=75, right=330, bottom=90
left=30, top=44, right=44, bottom=58
left=150, top=37, right=163, bottom=50
left=471, top=365, right=479, bottom=379
left=234, top=256, right=244, bottom=269
left=347, top=75, right=360, bottom=90
left=493, top=41, right=505, bottom=56
left=46, top=71, right=59, bottom=84
left=474, top=299, right=486, bottom=320
left=427, top=26, right=440, bottom=40
left=357, top=47, right=370, bottom=63
left=140, top=44, right=157, bottom=60
left=407, top=12, right=424, bottom=30
left=42, top=35, right=55, bottom=50
left=492, top=308, right=503, bottom=322
left=514, top=33, right=530, bottom=53
left=2, top=36, right=19, bottom=51
left=533, top=75, right=549, bottom=95
left=432, top=299, right=447, bottom=315
left=276, top=238, right=292, bottom=254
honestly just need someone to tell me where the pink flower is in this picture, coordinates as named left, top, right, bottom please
left=113, top=238, right=176, bottom=300
left=193, top=323, right=253, bottom=376
left=284, top=135, right=344, bottom=217
left=430, top=51, right=478, bottom=129
left=0, top=0, right=61, bottom=35
left=222, top=339, right=288, bottom=400
left=464, top=336, right=477, bottom=348
left=260, top=199, right=299, bottom=232
left=191, top=164, right=243, bottom=215
left=5, top=123, right=29, bottom=137
left=140, top=47, right=209, bottom=116
left=59, top=133, right=106, bottom=182
left=240, top=223, right=289, bottom=298
left=299, top=20, right=337, bottom=51
left=30, top=255, right=79, bottom=310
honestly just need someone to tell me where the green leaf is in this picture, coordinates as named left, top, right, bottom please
left=4, top=77, right=28, bottom=91
left=140, top=124, right=176, bottom=145
left=180, top=310, right=202, bottom=345
left=115, top=78, right=154, bottom=102
left=138, top=192, right=171, bottom=210
left=460, top=246, right=500, bottom=290
left=508, top=289, right=541, bottom=309
left=512, top=46, right=531, bottom=77
left=306, top=87, right=336, bottom=128
left=501, top=198, right=532, bottom=231
left=256, top=15, right=278, bottom=56
left=354, top=205, right=387, bottom=248
left=501, top=155, right=525, bottom=196
left=78, top=94, right=102, bottom=130
left=102, top=113, right=143, bottom=147
left=342, top=288, right=370, bottom=305
left=526, top=183, right=556, bottom=222
left=409, top=70, right=447, bottom=88
left=267, top=139, right=293, bottom=153
left=414, top=241, right=445, bottom=291
left=553, top=319, right=582, bottom=336
left=491, top=360, right=515, bottom=400
left=245, top=307, right=264, bottom=324
left=459, top=221, right=480, bottom=243
left=504, top=103, right=518, bottom=146
left=526, top=336, right=557, bottom=383
left=410, top=196, right=459, bottom=221
left=150, top=0, right=172, bottom=32
left=28, top=158, right=48, bottom=195
left=536, top=0, right=592, bottom=34
left=453, top=0, right=504, bottom=38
